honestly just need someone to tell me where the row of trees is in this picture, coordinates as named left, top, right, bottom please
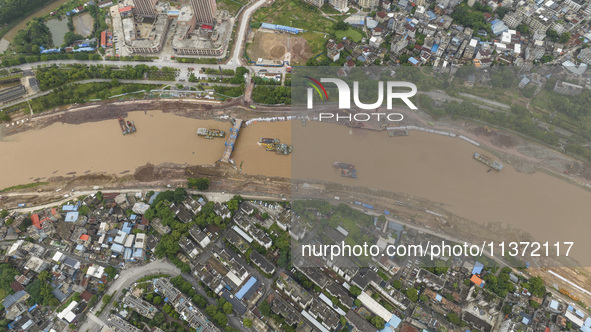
left=252, top=86, right=291, bottom=105
left=29, top=81, right=154, bottom=113
left=35, top=64, right=174, bottom=90
left=187, top=177, right=210, bottom=190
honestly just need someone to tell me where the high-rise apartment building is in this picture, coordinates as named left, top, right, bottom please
left=133, top=0, right=158, bottom=17
left=191, top=0, right=217, bottom=25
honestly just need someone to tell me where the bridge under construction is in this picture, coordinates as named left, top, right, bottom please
left=220, top=119, right=243, bottom=163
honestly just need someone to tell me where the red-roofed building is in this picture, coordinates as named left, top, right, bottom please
left=101, top=31, right=107, bottom=47
left=80, top=290, right=92, bottom=301
left=31, top=214, right=42, bottom=229
left=376, top=11, right=388, bottom=23
left=119, top=6, right=133, bottom=17
left=10, top=281, right=25, bottom=293
left=470, top=274, right=484, bottom=287
left=201, top=24, right=213, bottom=30
left=80, top=234, right=90, bottom=241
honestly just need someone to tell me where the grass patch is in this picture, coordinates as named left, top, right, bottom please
left=0, top=288, right=6, bottom=302
left=253, top=0, right=335, bottom=32
left=300, top=31, right=328, bottom=56
left=321, top=3, right=342, bottom=14
left=216, top=0, right=248, bottom=16
left=335, top=28, right=363, bottom=42
left=1, top=182, right=49, bottom=192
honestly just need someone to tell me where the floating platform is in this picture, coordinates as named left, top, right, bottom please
left=259, top=138, right=292, bottom=155
left=388, top=129, right=408, bottom=137
left=473, top=153, right=503, bottom=171
left=333, top=162, right=357, bottom=178
left=118, top=117, right=136, bottom=135
left=197, top=128, right=226, bottom=139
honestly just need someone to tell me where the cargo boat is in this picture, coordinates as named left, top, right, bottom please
left=259, top=138, right=292, bottom=155
left=118, top=117, right=136, bottom=135
left=473, top=153, right=503, bottom=171
left=388, top=130, right=408, bottom=137
left=259, top=137, right=278, bottom=144
left=333, top=162, right=357, bottom=178
left=197, top=128, right=226, bottom=139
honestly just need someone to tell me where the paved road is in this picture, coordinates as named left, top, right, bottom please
left=6, top=187, right=285, bottom=213
left=229, top=0, right=268, bottom=67
left=78, top=259, right=181, bottom=332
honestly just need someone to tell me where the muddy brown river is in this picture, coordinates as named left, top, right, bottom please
left=1, top=113, right=589, bottom=264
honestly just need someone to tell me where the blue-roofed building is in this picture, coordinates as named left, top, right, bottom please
left=550, top=300, right=559, bottom=310
left=111, top=243, right=124, bottom=254
left=426, top=11, right=437, bottom=20
left=576, top=310, right=585, bottom=318
left=380, top=314, right=402, bottom=332
left=491, top=19, right=509, bottom=35
left=431, top=44, right=439, bottom=53
left=521, top=313, right=532, bottom=325
left=261, top=23, right=300, bottom=34
left=472, top=261, right=484, bottom=275
left=585, top=317, right=591, bottom=327
left=236, top=276, right=258, bottom=300
left=122, top=222, right=132, bottom=234
left=409, top=57, right=420, bottom=65
left=73, top=47, right=95, bottom=52
left=435, top=294, right=443, bottom=302
left=62, top=205, right=77, bottom=211
left=124, top=248, right=133, bottom=260
left=568, top=305, right=575, bottom=312
left=133, top=248, right=145, bottom=259
left=65, top=212, right=79, bottom=222
left=3, top=290, right=27, bottom=308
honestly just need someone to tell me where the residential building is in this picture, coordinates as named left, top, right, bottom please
left=133, top=0, right=158, bottom=17
left=191, top=0, right=217, bottom=25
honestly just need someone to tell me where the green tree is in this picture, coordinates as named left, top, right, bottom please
left=419, top=294, right=428, bottom=303
left=152, top=312, right=165, bottom=325
left=406, top=288, right=418, bottom=302
left=259, top=301, right=271, bottom=316
left=392, top=280, right=402, bottom=289
left=222, top=302, right=233, bottom=315
left=349, top=285, right=362, bottom=297
left=447, top=312, right=460, bottom=325
left=371, top=316, right=385, bottom=329
left=560, top=32, right=570, bottom=44
left=188, top=177, right=210, bottom=190
left=243, top=318, right=253, bottom=327
left=153, top=296, right=163, bottom=305
left=333, top=21, right=348, bottom=30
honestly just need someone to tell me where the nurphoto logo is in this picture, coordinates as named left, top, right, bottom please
left=306, top=77, right=418, bottom=122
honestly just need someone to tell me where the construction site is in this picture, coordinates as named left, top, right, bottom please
left=246, top=29, right=313, bottom=64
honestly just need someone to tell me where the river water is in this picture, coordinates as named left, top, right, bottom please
left=1, top=113, right=590, bottom=264
left=292, top=121, right=591, bottom=265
